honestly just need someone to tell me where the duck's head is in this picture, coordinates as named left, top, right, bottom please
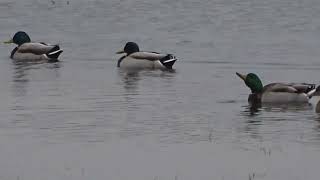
left=4, top=31, right=31, bottom=46
left=116, top=42, right=140, bottom=55
left=236, top=72, right=263, bottom=93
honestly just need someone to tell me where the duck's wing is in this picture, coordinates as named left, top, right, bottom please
left=17, top=42, right=59, bottom=55
left=287, top=83, right=315, bottom=93
left=264, top=83, right=315, bottom=93
left=129, top=52, right=168, bottom=61
left=263, top=83, right=298, bottom=93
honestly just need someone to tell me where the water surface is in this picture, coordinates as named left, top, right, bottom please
left=1, top=0, right=320, bottom=179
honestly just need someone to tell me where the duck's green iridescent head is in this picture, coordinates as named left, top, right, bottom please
left=4, top=31, right=31, bottom=46
left=116, top=42, right=140, bottom=55
left=236, top=72, right=263, bottom=93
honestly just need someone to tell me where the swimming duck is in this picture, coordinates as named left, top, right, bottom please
left=116, top=42, right=177, bottom=70
left=4, top=31, right=63, bottom=62
left=236, top=72, right=317, bottom=104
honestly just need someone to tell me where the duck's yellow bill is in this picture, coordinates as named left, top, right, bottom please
left=236, top=72, right=246, bottom=81
left=3, top=39, right=13, bottom=44
left=116, top=50, right=125, bottom=54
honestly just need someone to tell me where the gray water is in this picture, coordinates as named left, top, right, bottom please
left=1, top=0, right=320, bottom=179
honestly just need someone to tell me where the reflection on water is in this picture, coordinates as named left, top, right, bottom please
left=11, top=61, right=62, bottom=98
left=242, top=103, right=262, bottom=117
left=313, top=117, right=320, bottom=140
left=236, top=100, right=320, bottom=147
left=10, top=60, right=62, bottom=131
left=118, top=70, right=141, bottom=94
left=262, top=103, right=313, bottom=112
left=11, top=63, right=30, bottom=98
left=117, top=69, right=178, bottom=94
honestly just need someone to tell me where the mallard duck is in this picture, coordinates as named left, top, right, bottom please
left=236, top=72, right=317, bottom=104
left=4, top=31, right=63, bottom=62
left=116, top=42, right=177, bottom=70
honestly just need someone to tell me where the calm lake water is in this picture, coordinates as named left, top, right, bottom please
left=1, top=0, right=320, bottom=179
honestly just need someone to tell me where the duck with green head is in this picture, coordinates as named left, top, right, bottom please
left=116, top=42, right=177, bottom=70
left=4, top=31, right=63, bottom=62
left=236, top=72, right=317, bottom=104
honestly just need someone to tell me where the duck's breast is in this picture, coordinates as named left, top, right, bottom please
left=261, top=92, right=309, bottom=103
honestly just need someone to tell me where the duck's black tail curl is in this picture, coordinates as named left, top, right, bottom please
left=46, top=45, right=63, bottom=60
left=159, top=54, right=177, bottom=69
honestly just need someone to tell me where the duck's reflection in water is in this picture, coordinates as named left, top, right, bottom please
left=11, top=61, right=61, bottom=98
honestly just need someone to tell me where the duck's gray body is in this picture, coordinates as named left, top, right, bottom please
left=250, top=83, right=316, bottom=104
left=118, top=52, right=176, bottom=70
left=259, top=92, right=309, bottom=103
left=11, top=42, right=62, bottom=61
